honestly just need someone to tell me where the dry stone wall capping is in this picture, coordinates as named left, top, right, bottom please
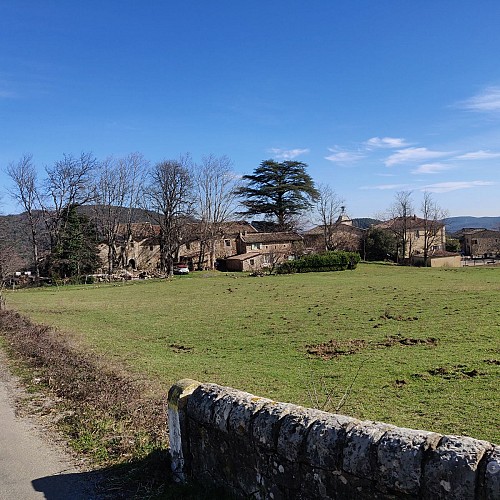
left=167, top=379, right=500, bottom=499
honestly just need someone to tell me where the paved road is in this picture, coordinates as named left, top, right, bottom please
left=0, top=356, right=100, bottom=499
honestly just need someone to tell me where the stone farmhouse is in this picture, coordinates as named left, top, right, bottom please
left=176, top=221, right=258, bottom=270
left=98, top=221, right=305, bottom=273
left=459, top=228, right=500, bottom=258
left=373, top=215, right=446, bottom=259
left=97, top=222, right=161, bottom=271
left=303, top=213, right=365, bottom=254
left=224, top=231, right=303, bottom=272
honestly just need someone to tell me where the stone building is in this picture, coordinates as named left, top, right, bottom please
left=303, top=212, right=365, bottom=254
left=224, top=231, right=303, bottom=272
left=373, top=216, right=446, bottom=260
left=460, top=228, right=500, bottom=257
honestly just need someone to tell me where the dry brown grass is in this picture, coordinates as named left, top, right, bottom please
left=0, top=310, right=167, bottom=466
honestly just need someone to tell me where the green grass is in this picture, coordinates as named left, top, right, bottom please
left=5, top=263, right=500, bottom=443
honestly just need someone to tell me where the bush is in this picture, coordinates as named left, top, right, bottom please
left=276, top=251, right=360, bottom=274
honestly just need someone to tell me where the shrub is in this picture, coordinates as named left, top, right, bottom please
left=276, top=251, right=360, bottom=274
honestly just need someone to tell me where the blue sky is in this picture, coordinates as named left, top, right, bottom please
left=1, top=1, right=500, bottom=218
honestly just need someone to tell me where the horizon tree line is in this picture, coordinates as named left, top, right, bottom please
left=3, top=152, right=449, bottom=280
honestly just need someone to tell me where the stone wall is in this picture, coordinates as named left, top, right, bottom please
left=168, top=379, right=500, bottom=499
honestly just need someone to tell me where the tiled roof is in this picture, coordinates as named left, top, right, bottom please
left=225, top=251, right=261, bottom=261
left=374, top=216, right=445, bottom=231
left=464, top=229, right=500, bottom=238
left=240, top=232, right=303, bottom=243
left=117, top=222, right=160, bottom=240
left=304, top=224, right=365, bottom=235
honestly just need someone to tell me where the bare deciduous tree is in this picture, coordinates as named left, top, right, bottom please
left=121, top=153, right=148, bottom=262
left=42, top=152, right=98, bottom=253
left=315, top=184, right=344, bottom=251
left=194, top=155, right=239, bottom=269
left=7, top=154, right=42, bottom=281
left=93, top=152, right=148, bottom=274
left=421, top=191, right=448, bottom=266
left=92, top=157, right=129, bottom=275
left=143, top=157, right=193, bottom=277
left=388, top=190, right=414, bottom=262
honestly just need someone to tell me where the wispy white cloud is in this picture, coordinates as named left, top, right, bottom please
left=455, top=150, right=500, bottom=160
left=364, top=137, right=410, bottom=149
left=325, top=147, right=365, bottom=163
left=360, top=183, right=409, bottom=190
left=412, top=162, right=452, bottom=175
left=422, top=181, right=495, bottom=193
left=385, top=147, right=451, bottom=167
left=268, top=148, right=309, bottom=160
left=459, top=86, right=500, bottom=112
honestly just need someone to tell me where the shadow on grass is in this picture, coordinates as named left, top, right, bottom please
left=32, top=450, right=235, bottom=500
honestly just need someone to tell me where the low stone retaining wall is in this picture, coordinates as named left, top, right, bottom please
left=168, top=379, right=500, bottom=499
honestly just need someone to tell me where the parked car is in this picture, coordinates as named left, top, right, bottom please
left=173, top=264, right=189, bottom=275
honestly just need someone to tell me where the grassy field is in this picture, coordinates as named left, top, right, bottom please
left=5, top=263, right=500, bottom=443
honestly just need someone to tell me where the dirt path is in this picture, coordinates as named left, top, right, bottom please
left=0, top=352, right=101, bottom=499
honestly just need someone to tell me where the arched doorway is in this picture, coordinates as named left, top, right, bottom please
left=128, top=259, right=136, bottom=270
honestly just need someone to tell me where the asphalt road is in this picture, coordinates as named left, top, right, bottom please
left=0, top=356, right=100, bottom=500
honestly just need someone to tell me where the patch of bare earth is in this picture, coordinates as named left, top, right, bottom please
left=306, top=334, right=438, bottom=361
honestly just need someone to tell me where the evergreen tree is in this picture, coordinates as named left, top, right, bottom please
left=365, top=228, right=397, bottom=262
left=45, top=206, right=100, bottom=278
left=237, top=160, right=318, bottom=230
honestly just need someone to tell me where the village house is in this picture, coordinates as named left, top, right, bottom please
left=98, top=221, right=260, bottom=273
left=303, top=212, right=365, bottom=254
left=177, top=221, right=258, bottom=270
left=373, top=215, right=446, bottom=260
left=459, top=228, right=500, bottom=258
left=97, top=222, right=161, bottom=272
left=224, top=231, right=303, bottom=272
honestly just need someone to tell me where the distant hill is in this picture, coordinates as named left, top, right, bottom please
left=444, top=216, right=500, bottom=234
left=352, top=218, right=380, bottom=229
left=0, top=205, right=159, bottom=270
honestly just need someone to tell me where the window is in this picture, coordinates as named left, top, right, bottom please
left=472, top=239, right=478, bottom=244
left=225, top=239, right=231, bottom=247
left=186, top=242, right=191, bottom=250
left=251, top=243, right=261, bottom=250
left=249, top=259, right=255, bottom=266
left=149, top=245, right=154, bottom=251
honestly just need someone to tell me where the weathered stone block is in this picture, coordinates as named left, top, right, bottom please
left=376, top=427, right=441, bottom=495
left=186, top=383, right=226, bottom=424
left=211, top=386, right=250, bottom=432
left=306, top=412, right=359, bottom=470
left=227, top=393, right=272, bottom=437
left=259, top=453, right=302, bottom=495
left=422, top=435, right=491, bottom=499
left=252, top=401, right=293, bottom=451
left=481, top=446, right=500, bottom=500
left=276, top=407, right=325, bottom=462
left=343, top=421, right=395, bottom=480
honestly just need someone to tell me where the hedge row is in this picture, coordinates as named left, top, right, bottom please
left=276, top=251, right=360, bottom=274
